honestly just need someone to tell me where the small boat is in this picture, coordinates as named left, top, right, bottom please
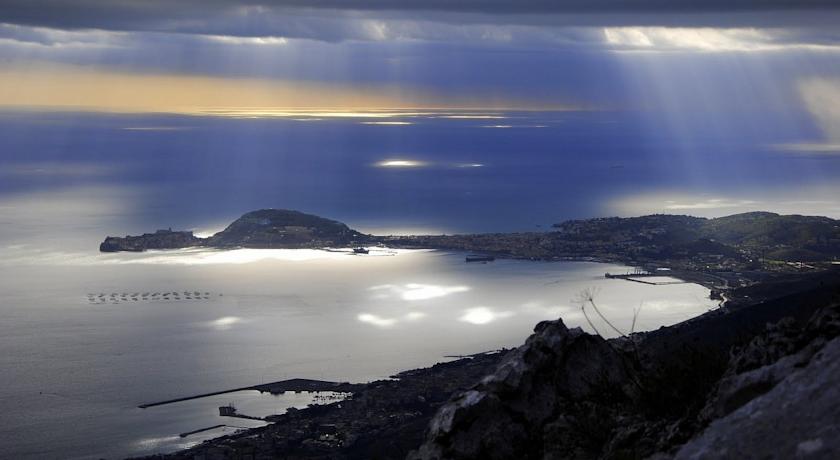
left=353, top=247, right=370, bottom=254
left=466, top=255, right=495, bottom=263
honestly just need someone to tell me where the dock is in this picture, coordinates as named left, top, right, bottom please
left=179, top=424, right=226, bottom=438
left=138, top=378, right=363, bottom=409
left=605, top=272, right=686, bottom=285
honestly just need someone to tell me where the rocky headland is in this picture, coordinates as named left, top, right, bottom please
left=100, top=209, right=373, bottom=252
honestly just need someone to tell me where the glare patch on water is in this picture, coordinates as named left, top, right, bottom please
left=357, top=313, right=398, bottom=328
left=374, top=159, right=428, bottom=168
left=368, top=283, right=471, bottom=301
left=459, top=307, right=515, bottom=325
left=98, top=248, right=421, bottom=265
left=520, top=301, right=566, bottom=317
left=133, top=435, right=196, bottom=451
left=202, top=316, right=245, bottom=330
left=357, top=311, right=428, bottom=328
left=438, top=115, right=506, bottom=119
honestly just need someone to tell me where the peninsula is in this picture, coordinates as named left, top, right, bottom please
left=100, top=209, right=373, bottom=252
left=110, top=209, right=840, bottom=459
left=101, top=209, right=840, bottom=292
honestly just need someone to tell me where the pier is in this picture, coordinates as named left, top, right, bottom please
left=179, top=424, right=226, bottom=438
left=138, top=378, right=363, bottom=409
left=605, top=272, right=686, bottom=285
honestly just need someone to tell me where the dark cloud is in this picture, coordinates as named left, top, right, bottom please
left=1, top=1, right=839, bottom=40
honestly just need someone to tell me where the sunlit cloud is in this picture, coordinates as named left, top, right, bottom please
left=458, top=307, right=514, bottom=325
left=455, top=163, right=484, bottom=168
left=481, top=124, right=513, bottom=128
left=603, top=27, right=840, bottom=53
left=361, top=121, right=413, bottom=125
left=368, top=283, right=470, bottom=301
left=0, top=65, right=555, bottom=114
left=205, top=35, right=288, bottom=46
left=0, top=22, right=125, bottom=48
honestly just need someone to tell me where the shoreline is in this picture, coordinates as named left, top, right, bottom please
left=145, top=266, right=840, bottom=459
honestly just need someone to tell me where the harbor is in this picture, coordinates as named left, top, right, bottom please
left=138, top=378, right=362, bottom=409
left=605, top=269, right=687, bottom=285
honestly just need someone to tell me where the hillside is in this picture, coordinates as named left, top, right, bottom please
left=552, top=212, right=840, bottom=262
left=99, top=209, right=371, bottom=252
left=206, top=209, right=369, bottom=248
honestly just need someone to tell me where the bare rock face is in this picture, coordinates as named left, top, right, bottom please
left=699, top=303, right=840, bottom=422
left=669, top=303, right=840, bottom=459
left=673, top=336, right=840, bottom=460
left=409, top=319, right=633, bottom=460
left=411, top=299, right=840, bottom=460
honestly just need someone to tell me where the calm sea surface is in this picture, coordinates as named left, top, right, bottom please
left=0, top=109, right=740, bottom=458
left=0, top=246, right=716, bottom=459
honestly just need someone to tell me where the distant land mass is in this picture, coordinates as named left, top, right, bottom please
left=99, top=209, right=373, bottom=252
left=113, top=209, right=840, bottom=460
left=100, top=209, right=840, bottom=287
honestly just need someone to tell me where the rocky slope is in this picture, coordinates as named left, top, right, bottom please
left=410, top=275, right=840, bottom=460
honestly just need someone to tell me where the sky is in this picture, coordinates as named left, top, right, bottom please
left=0, top=1, right=839, bottom=233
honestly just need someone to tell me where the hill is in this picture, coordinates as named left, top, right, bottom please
left=206, top=209, right=369, bottom=248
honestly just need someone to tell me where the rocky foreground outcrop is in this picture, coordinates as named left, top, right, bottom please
left=671, top=302, right=840, bottom=459
left=410, top=298, right=840, bottom=460
left=409, top=320, right=635, bottom=459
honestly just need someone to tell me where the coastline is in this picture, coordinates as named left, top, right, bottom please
left=145, top=266, right=840, bottom=459
left=100, top=209, right=840, bottom=458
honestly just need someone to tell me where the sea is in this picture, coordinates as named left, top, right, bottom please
left=0, top=108, right=798, bottom=458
